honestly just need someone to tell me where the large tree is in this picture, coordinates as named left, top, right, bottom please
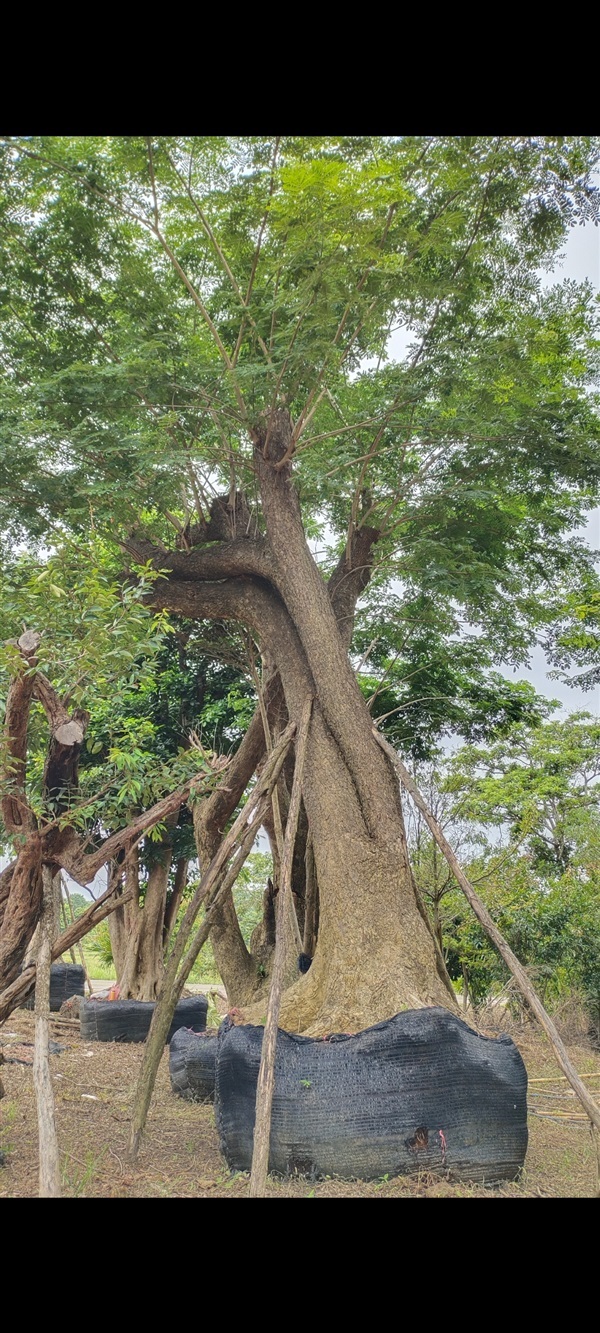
left=1, top=136, right=599, bottom=1035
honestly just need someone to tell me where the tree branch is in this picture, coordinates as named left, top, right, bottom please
left=120, top=532, right=275, bottom=586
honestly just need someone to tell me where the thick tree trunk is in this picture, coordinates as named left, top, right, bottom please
left=149, top=581, right=456, bottom=1035
left=140, top=407, right=458, bottom=1036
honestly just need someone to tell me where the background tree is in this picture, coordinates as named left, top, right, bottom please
left=0, top=546, right=226, bottom=1004
left=411, top=713, right=600, bottom=1030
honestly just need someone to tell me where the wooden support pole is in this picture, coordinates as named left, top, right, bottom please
left=127, top=723, right=297, bottom=1161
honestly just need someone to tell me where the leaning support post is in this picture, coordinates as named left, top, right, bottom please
left=375, top=727, right=600, bottom=1150
left=249, top=698, right=313, bottom=1198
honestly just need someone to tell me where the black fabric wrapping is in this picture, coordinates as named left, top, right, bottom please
left=215, top=1007, right=528, bottom=1183
left=169, top=1028, right=218, bottom=1101
left=23, top=962, right=85, bottom=1012
left=79, top=994, right=208, bottom=1044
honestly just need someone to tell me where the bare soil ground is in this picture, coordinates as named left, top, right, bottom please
left=1, top=1008, right=598, bottom=1198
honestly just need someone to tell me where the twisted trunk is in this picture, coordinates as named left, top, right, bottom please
left=148, top=547, right=455, bottom=1033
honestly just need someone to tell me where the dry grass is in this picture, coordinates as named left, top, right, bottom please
left=1, top=1008, right=598, bottom=1198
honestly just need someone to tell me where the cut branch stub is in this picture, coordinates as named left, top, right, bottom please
left=17, top=630, right=42, bottom=655
left=53, top=721, right=86, bottom=747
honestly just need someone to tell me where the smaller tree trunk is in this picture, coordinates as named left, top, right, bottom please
left=163, top=857, right=189, bottom=943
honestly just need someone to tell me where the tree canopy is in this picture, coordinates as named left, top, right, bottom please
left=1, top=136, right=599, bottom=1039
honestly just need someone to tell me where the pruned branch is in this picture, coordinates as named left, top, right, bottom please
left=120, top=531, right=275, bottom=586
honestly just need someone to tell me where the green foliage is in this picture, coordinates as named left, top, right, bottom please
left=84, top=919, right=114, bottom=972
left=354, top=596, right=557, bottom=759
left=0, top=137, right=597, bottom=749
left=546, top=585, right=600, bottom=692
left=0, top=538, right=257, bottom=865
left=442, top=711, right=600, bottom=872
left=63, top=891, right=89, bottom=919
left=407, top=713, right=600, bottom=1030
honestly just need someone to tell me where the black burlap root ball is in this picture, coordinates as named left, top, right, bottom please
left=215, top=1007, right=528, bottom=1183
left=79, top=994, right=208, bottom=1044
left=23, top=962, right=85, bottom=1012
left=169, top=1027, right=219, bottom=1102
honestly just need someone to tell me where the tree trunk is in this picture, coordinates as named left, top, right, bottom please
left=110, top=832, right=176, bottom=1001
left=163, top=856, right=189, bottom=943
left=140, top=407, right=458, bottom=1036
left=0, top=838, right=44, bottom=990
left=108, top=851, right=139, bottom=983
left=249, top=413, right=457, bottom=1033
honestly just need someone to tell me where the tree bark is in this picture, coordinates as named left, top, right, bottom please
left=1, top=631, right=40, bottom=838
left=0, top=837, right=44, bottom=990
left=147, top=564, right=456, bottom=1034
left=163, top=856, right=189, bottom=942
